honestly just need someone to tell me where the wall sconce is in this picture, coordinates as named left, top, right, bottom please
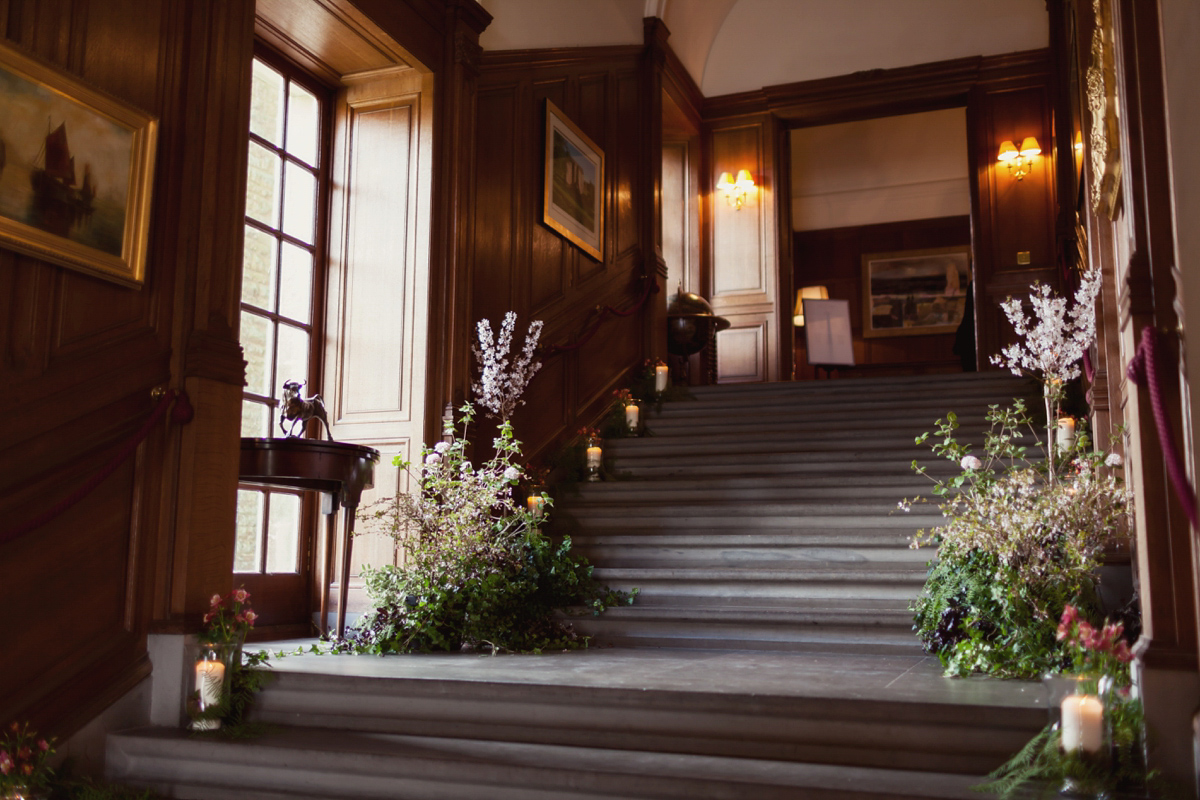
left=716, top=169, right=755, bottom=209
left=997, top=137, right=1041, bottom=181
left=793, top=285, right=829, bottom=326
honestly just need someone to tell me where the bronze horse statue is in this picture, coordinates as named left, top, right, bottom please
left=278, top=380, right=333, bottom=440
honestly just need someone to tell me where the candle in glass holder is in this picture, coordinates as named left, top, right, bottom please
left=625, top=402, right=639, bottom=431
left=1058, top=417, right=1076, bottom=451
left=654, top=364, right=669, bottom=394
left=1060, top=694, right=1103, bottom=753
left=526, top=494, right=545, bottom=519
left=586, top=445, right=602, bottom=469
left=195, top=658, right=225, bottom=708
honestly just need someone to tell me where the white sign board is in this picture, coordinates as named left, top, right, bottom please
left=803, top=299, right=855, bottom=366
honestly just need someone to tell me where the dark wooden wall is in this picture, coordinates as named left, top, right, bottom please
left=792, top=216, right=972, bottom=379
left=0, top=0, right=475, bottom=741
left=472, top=44, right=658, bottom=461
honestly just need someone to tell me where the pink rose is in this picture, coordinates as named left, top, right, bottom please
left=233, top=588, right=249, bottom=603
left=37, top=740, right=48, bottom=752
left=0, top=750, right=12, bottom=774
left=243, top=610, right=258, bottom=625
left=1059, top=605, right=1078, bottom=626
left=210, top=594, right=222, bottom=608
left=1114, top=640, right=1133, bottom=663
left=234, top=613, right=245, bottom=625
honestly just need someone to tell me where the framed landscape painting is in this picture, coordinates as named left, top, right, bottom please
left=543, top=100, right=603, bottom=261
left=862, top=246, right=971, bottom=338
left=0, top=40, right=157, bottom=288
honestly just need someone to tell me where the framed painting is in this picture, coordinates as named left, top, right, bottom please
left=543, top=99, right=603, bottom=261
left=862, top=246, right=971, bottom=338
left=0, top=40, right=158, bottom=288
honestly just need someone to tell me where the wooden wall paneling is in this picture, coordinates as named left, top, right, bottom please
left=1099, top=0, right=1199, bottom=784
left=967, top=76, right=1059, bottom=368
left=709, top=118, right=779, bottom=383
left=473, top=45, right=654, bottom=465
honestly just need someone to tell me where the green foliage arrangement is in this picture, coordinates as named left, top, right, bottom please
left=905, top=270, right=1133, bottom=678
left=348, top=403, right=634, bottom=655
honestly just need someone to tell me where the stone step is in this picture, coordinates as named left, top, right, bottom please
left=162, top=651, right=1045, bottom=778
left=606, top=433, right=984, bottom=459
left=565, top=501, right=941, bottom=518
left=568, top=532, right=923, bottom=549
left=570, top=512, right=933, bottom=530
left=568, top=615, right=925, bottom=655
left=106, top=725, right=993, bottom=800
left=569, top=543, right=930, bottom=568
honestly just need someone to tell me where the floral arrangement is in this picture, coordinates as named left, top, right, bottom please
left=348, top=315, right=633, bottom=654
left=1058, top=603, right=1133, bottom=676
left=471, top=311, right=543, bottom=421
left=0, top=722, right=54, bottom=795
left=907, top=269, right=1133, bottom=678
left=200, top=587, right=257, bottom=645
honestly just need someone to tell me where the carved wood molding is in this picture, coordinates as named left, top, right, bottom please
left=1085, top=0, right=1122, bottom=218
left=184, top=329, right=247, bottom=386
left=480, top=44, right=642, bottom=73
left=705, top=49, right=1052, bottom=124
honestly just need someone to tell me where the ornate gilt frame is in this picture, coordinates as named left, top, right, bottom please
left=0, top=40, right=158, bottom=288
left=1086, top=0, right=1122, bottom=218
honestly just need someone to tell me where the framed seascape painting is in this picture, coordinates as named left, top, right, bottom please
left=861, top=246, right=971, bottom=338
left=0, top=40, right=158, bottom=288
left=543, top=99, right=603, bottom=261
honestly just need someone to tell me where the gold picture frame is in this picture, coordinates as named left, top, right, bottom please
left=0, top=40, right=158, bottom=288
left=862, top=246, right=971, bottom=338
left=543, top=99, right=603, bottom=261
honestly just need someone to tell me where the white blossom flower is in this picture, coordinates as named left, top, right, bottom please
left=472, top=312, right=544, bottom=421
left=989, top=269, right=1102, bottom=392
left=425, top=453, right=441, bottom=465
left=1105, top=452, right=1123, bottom=468
left=961, top=455, right=983, bottom=471
left=503, top=466, right=521, bottom=481
left=434, top=442, right=450, bottom=454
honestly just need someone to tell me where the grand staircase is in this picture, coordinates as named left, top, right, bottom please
left=107, top=373, right=1047, bottom=800
left=562, top=371, right=1039, bottom=654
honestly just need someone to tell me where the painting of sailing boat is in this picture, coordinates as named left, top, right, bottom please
left=0, top=41, right=156, bottom=287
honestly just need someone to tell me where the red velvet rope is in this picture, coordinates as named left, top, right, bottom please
left=1126, top=326, right=1198, bottom=527
left=542, top=274, right=659, bottom=357
left=1, top=388, right=194, bottom=545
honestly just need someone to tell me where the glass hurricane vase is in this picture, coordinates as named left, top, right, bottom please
left=187, top=641, right=238, bottom=731
left=1043, top=672, right=1114, bottom=797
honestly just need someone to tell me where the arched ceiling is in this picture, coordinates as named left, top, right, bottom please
left=476, top=0, right=1048, bottom=97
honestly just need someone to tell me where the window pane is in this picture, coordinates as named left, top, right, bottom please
left=282, top=162, right=316, bottom=244
left=279, top=242, right=313, bottom=322
left=246, top=142, right=281, bottom=227
left=276, top=323, right=310, bottom=401
left=234, top=490, right=265, bottom=573
left=286, top=83, right=319, bottom=167
left=241, top=399, right=271, bottom=438
left=241, top=311, right=274, bottom=396
left=250, top=60, right=284, bottom=146
left=241, top=225, right=277, bottom=310
left=266, top=493, right=302, bottom=573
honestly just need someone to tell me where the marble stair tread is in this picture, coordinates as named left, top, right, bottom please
left=571, top=513, right=935, bottom=530
left=565, top=501, right=941, bottom=517
left=568, top=547, right=930, bottom=567
left=106, top=726, right=999, bottom=800
left=569, top=532, right=920, bottom=546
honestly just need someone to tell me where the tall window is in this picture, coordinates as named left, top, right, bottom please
left=235, top=55, right=330, bottom=575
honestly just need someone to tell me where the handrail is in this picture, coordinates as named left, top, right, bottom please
left=1, top=388, right=194, bottom=545
left=541, top=274, right=659, bottom=357
left=1126, top=326, right=1198, bottom=527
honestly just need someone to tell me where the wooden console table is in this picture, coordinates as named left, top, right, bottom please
left=239, top=438, right=380, bottom=638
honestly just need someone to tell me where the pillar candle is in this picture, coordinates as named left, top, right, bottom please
left=195, top=659, right=226, bottom=708
left=526, top=495, right=545, bottom=519
left=625, top=403, right=639, bottom=431
left=1060, top=694, right=1104, bottom=753
left=655, top=364, right=669, bottom=393
left=586, top=445, right=602, bottom=469
left=1058, top=417, right=1076, bottom=451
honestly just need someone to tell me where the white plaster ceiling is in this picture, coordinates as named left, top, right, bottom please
left=477, top=0, right=1048, bottom=98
